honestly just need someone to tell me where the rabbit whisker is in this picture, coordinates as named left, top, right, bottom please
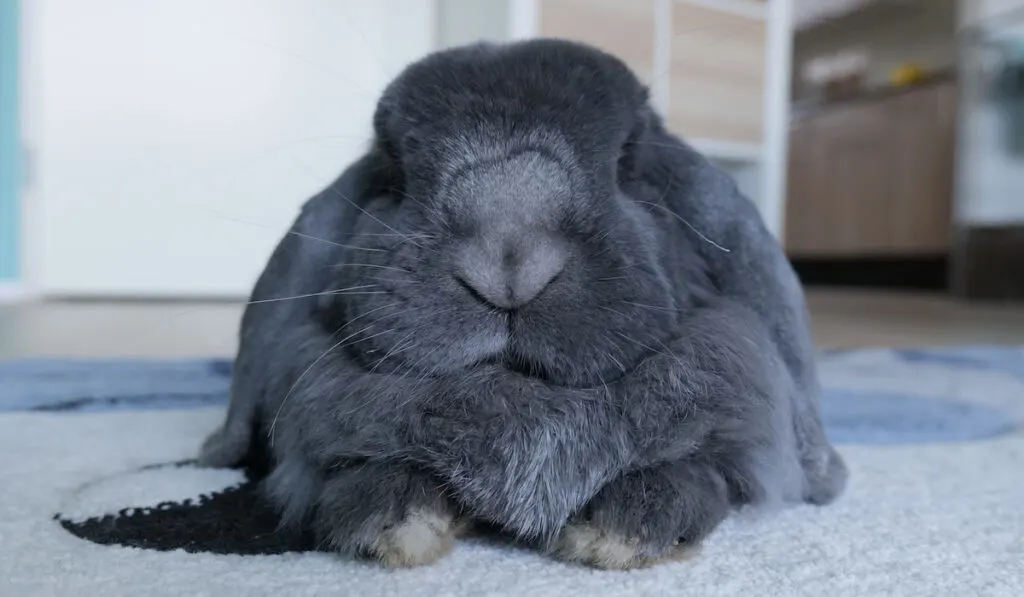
left=334, top=302, right=402, bottom=333
left=289, top=231, right=388, bottom=252
left=270, top=325, right=400, bottom=441
left=389, top=316, right=465, bottom=387
left=389, top=348, right=448, bottom=413
left=614, top=330, right=680, bottom=365
left=598, top=305, right=629, bottom=318
left=268, top=322, right=383, bottom=444
left=622, top=300, right=681, bottom=313
left=652, top=336, right=686, bottom=369
left=212, top=213, right=387, bottom=253
left=355, top=232, right=437, bottom=239
left=368, top=330, right=419, bottom=373
left=633, top=199, right=731, bottom=253
left=594, top=368, right=613, bottom=402
left=340, top=341, right=442, bottom=417
left=267, top=301, right=407, bottom=443
left=321, top=185, right=424, bottom=249
left=601, top=335, right=629, bottom=375
left=390, top=187, right=428, bottom=209
left=608, top=357, right=627, bottom=376
left=245, top=285, right=381, bottom=305
left=607, top=263, right=648, bottom=274
left=331, top=263, right=412, bottom=274
left=285, top=151, right=424, bottom=250
left=366, top=276, right=421, bottom=285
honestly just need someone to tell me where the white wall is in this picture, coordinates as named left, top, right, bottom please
left=955, top=0, right=1024, bottom=225
left=21, top=0, right=436, bottom=297
left=436, top=0, right=510, bottom=48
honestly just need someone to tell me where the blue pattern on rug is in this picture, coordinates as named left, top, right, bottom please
left=819, top=389, right=1017, bottom=444
left=892, top=346, right=1024, bottom=379
left=1, top=347, right=1022, bottom=444
left=0, top=358, right=232, bottom=412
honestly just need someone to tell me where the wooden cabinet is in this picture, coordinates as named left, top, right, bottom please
left=784, top=81, right=957, bottom=257
left=786, top=102, right=893, bottom=255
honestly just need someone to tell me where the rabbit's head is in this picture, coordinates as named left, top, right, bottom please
left=331, top=39, right=688, bottom=388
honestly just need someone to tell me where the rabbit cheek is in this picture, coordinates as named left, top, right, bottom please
left=341, top=288, right=509, bottom=376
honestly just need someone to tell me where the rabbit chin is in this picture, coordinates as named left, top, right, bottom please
left=435, top=315, right=620, bottom=387
left=402, top=322, right=511, bottom=376
left=406, top=322, right=560, bottom=383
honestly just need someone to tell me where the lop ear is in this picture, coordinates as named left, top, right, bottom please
left=372, top=87, right=402, bottom=164
left=198, top=141, right=399, bottom=472
left=372, top=81, right=425, bottom=194
left=617, top=97, right=658, bottom=184
left=324, top=144, right=404, bottom=237
left=642, top=121, right=845, bottom=503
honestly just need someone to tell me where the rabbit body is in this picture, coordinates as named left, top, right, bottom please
left=200, top=39, right=847, bottom=569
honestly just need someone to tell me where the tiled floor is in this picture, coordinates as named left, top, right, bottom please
left=0, top=288, right=1022, bottom=359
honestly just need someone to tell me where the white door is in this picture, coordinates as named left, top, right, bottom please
left=21, top=0, right=435, bottom=297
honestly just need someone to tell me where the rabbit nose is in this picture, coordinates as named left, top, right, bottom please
left=456, top=237, right=566, bottom=310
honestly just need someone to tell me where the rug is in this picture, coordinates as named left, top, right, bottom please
left=1, top=347, right=1022, bottom=596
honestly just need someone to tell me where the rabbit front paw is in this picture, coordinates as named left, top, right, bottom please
left=551, top=459, right=729, bottom=570
left=313, top=462, right=464, bottom=567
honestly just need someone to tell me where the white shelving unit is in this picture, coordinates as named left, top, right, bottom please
left=437, top=0, right=793, bottom=238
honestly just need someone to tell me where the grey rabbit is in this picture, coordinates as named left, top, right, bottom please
left=199, top=38, right=847, bottom=569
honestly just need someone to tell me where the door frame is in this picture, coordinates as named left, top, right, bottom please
left=0, top=0, right=21, bottom=293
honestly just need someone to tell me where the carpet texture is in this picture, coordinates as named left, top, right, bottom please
left=1, top=346, right=1023, bottom=596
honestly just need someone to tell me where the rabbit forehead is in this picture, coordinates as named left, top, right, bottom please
left=381, top=39, right=645, bottom=139
left=435, top=124, right=577, bottom=179
left=440, top=149, right=572, bottom=227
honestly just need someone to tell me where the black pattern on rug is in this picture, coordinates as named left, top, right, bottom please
left=55, top=452, right=318, bottom=555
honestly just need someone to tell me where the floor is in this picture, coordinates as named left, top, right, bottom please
left=3, top=291, right=1023, bottom=596
left=1, top=288, right=1023, bottom=359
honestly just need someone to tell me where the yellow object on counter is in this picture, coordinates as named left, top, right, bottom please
left=890, top=63, right=927, bottom=87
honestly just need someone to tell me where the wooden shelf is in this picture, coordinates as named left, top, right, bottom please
left=675, top=0, right=767, bottom=21
left=689, top=138, right=763, bottom=163
left=795, top=0, right=922, bottom=32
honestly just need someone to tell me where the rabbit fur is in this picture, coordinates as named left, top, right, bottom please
left=199, top=38, right=847, bottom=569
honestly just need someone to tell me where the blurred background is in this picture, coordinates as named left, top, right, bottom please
left=0, top=0, right=1022, bottom=357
